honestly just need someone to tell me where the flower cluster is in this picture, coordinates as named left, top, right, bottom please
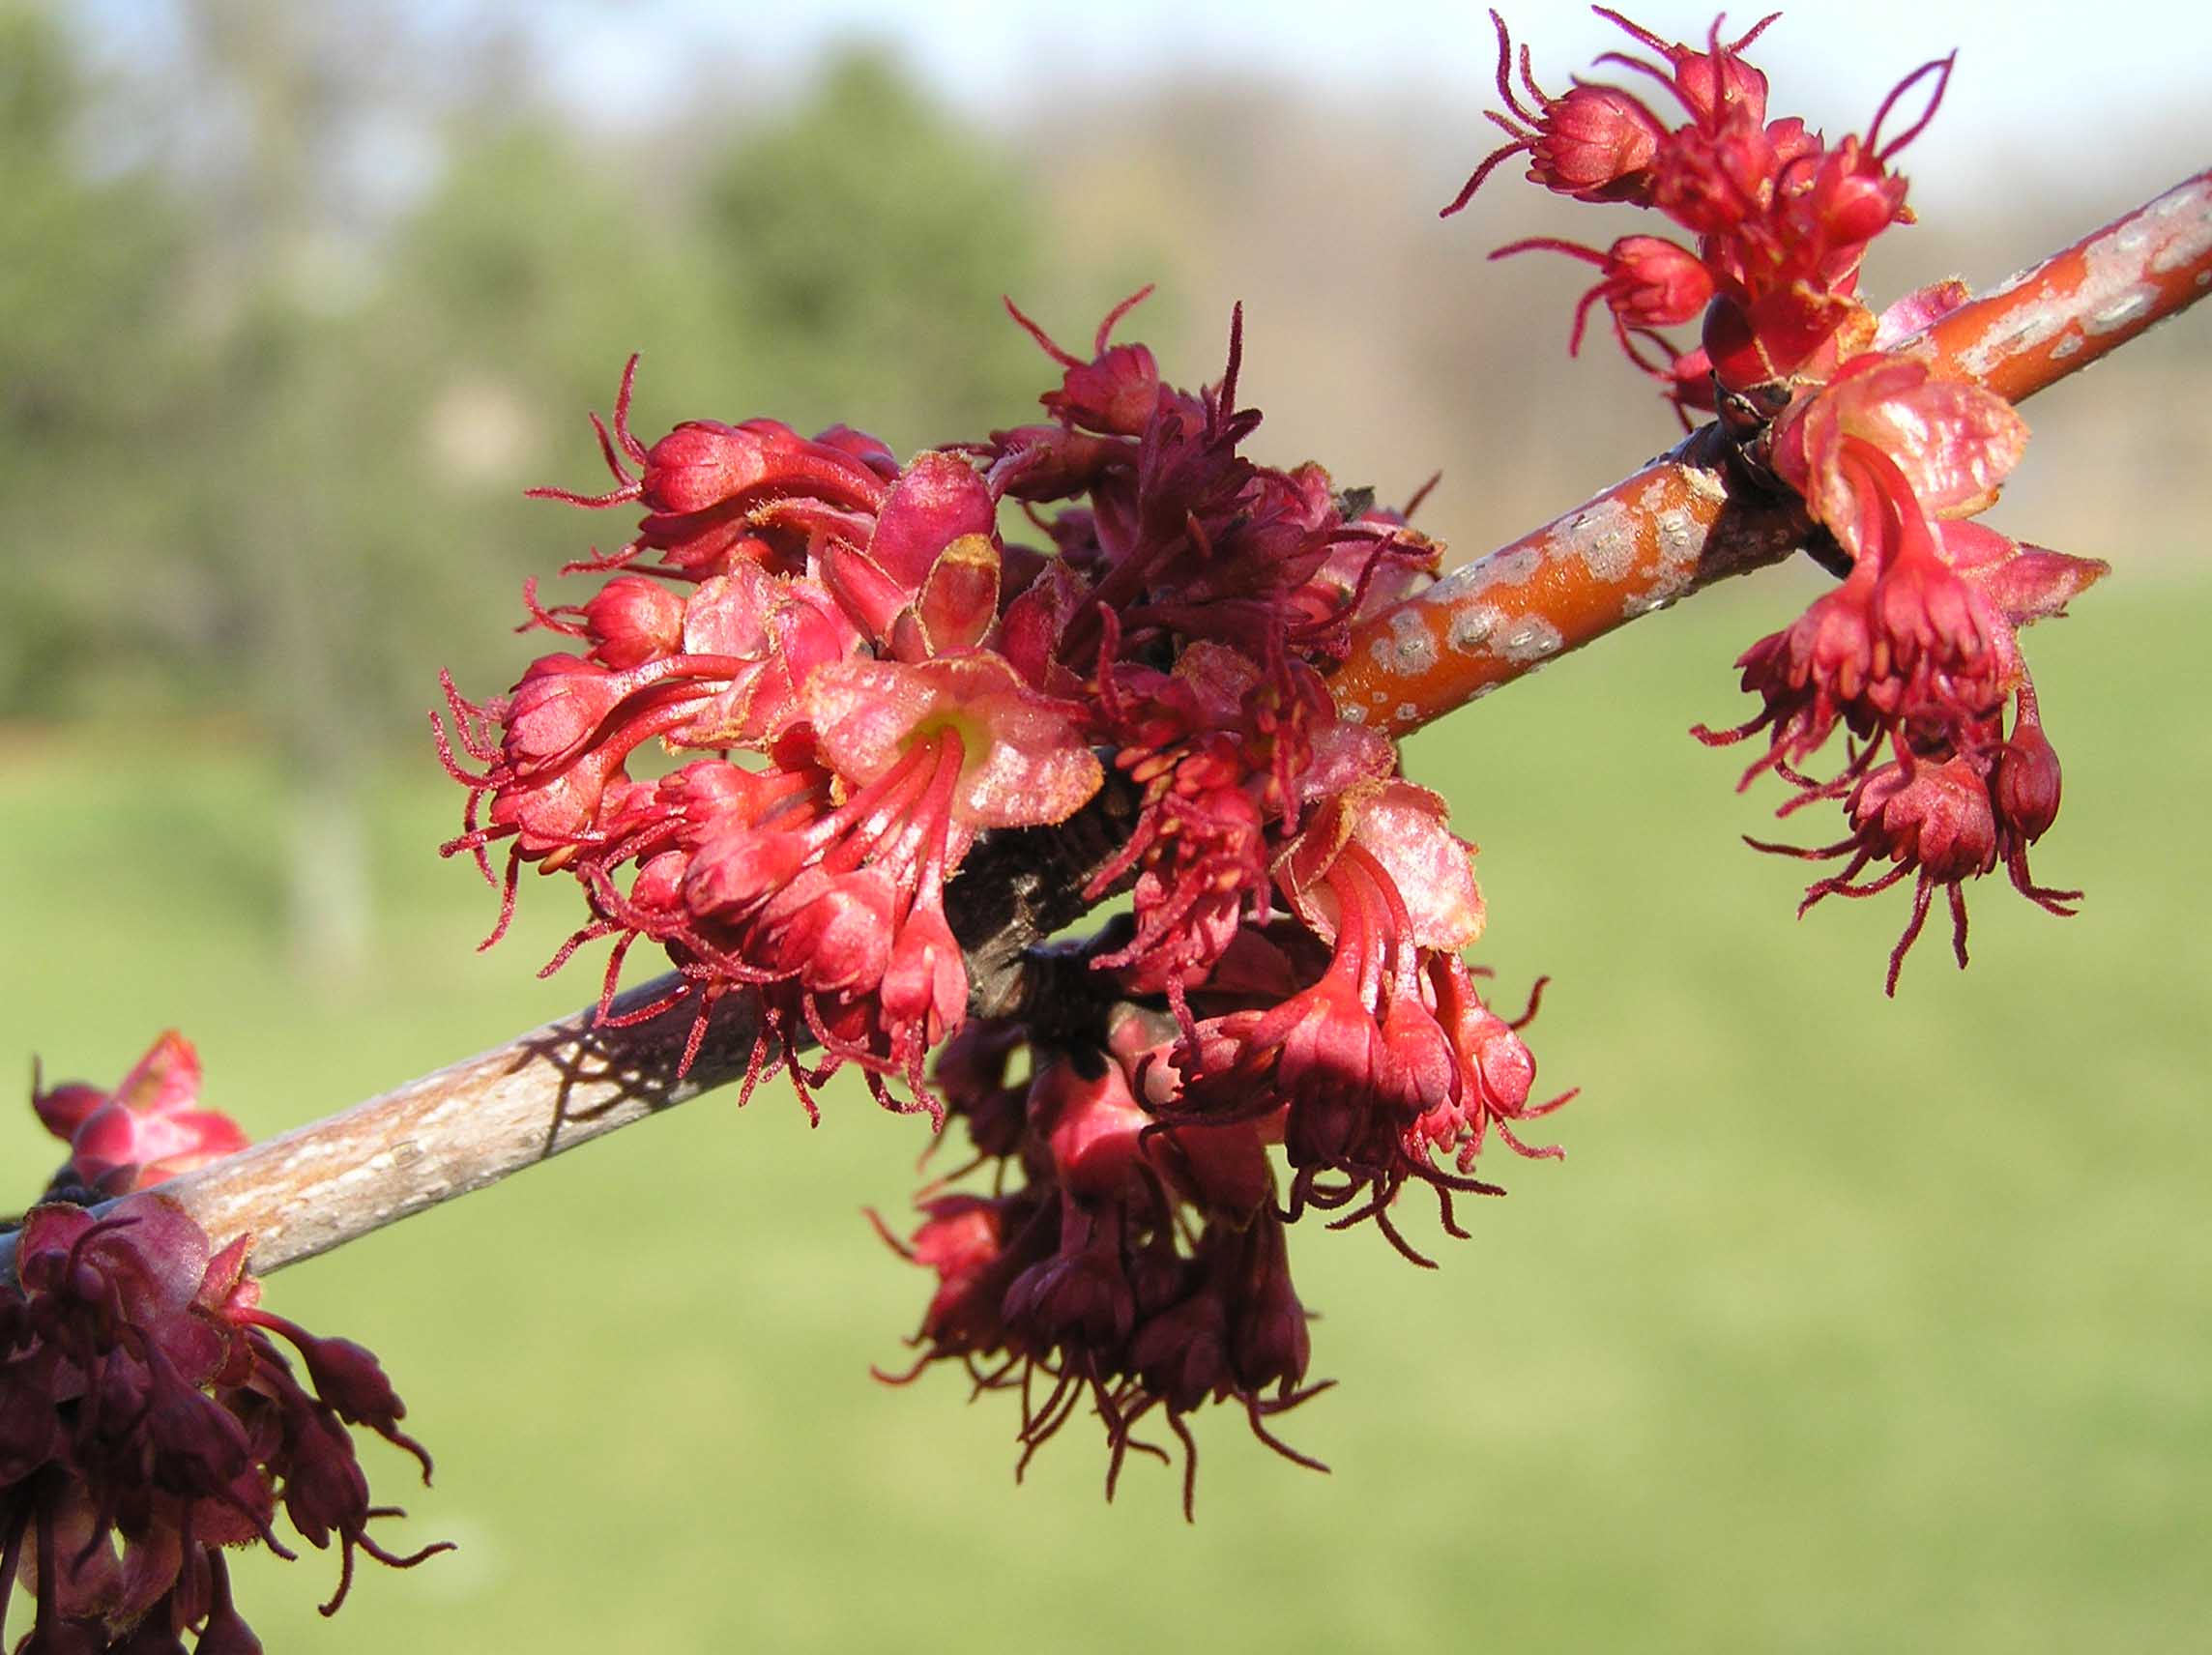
left=6, top=1043, right=445, bottom=1651
left=1710, top=357, right=2106, bottom=987
left=871, top=1008, right=1324, bottom=1522
left=441, top=293, right=1567, bottom=1502
left=1448, top=11, right=2107, bottom=988
left=1446, top=7, right=1953, bottom=421
left=434, top=373, right=1098, bottom=1112
left=875, top=904, right=1563, bottom=1517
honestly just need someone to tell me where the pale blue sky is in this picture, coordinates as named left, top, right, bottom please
left=529, top=0, right=2211, bottom=178
left=58, top=0, right=2209, bottom=257
left=65, top=2, right=2210, bottom=211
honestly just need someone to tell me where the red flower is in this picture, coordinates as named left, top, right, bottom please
left=817, top=450, right=1001, bottom=650
left=33, top=1034, right=247, bottom=1200
left=1490, top=234, right=1716, bottom=360
left=1085, top=643, right=1392, bottom=997
left=1773, top=356, right=2025, bottom=537
left=1004, top=285, right=1163, bottom=438
left=1441, top=11, right=1670, bottom=214
left=1695, top=352, right=2109, bottom=988
left=525, top=356, right=889, bottom=579
left=451, top=306, right=1584, bottom=1510
left=1700, top=359, right=2096, bottom=798
left=1419, top=960, right=1572, bottom=1168
left=1446, top=13, right=1958, bottom=409
left=1593, top=8, right=1779, bottom=129
left=1164, top=782, right=1559, bottom=1266
left=876, top=1040, right=1324, bottom=1519
left=445, top=345, right=1144, bottom=1102
left=1750, top=684, right=2082, bottom=993
left=1, top=1195, right=446, bottom=1649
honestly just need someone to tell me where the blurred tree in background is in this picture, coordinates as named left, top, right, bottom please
left=0, top=3, right=1051, bottom=974
left=693, top=48, right=1049, bottom=441
left=0, top=4, right=186, bottom=712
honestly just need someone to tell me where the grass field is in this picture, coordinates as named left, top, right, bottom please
left=3, top=566, right=2207, bottom=1652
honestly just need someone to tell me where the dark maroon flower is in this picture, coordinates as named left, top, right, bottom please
left=876, top=1034, right=1329, bottom=1519
left=1, top=1193, right=446, bottom=1649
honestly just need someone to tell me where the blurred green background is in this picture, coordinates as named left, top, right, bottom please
left=4, top=2, right=2209, bottom=1649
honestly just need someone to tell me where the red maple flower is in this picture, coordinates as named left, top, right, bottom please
left=1086, top=641, right=1392, bottom=996
left=33, top=1033, right=247, bottom=1201
left=1490, top=233, right=1716, bottom=360
left=876, top=1032, right=1323, bottom=1519
left=1164, top=782, right=1566, bottom=1265
left=1441, top=10, right=1676, bottom=214
left=1446, top=12, right=1957, bottom=413
left=1696, top=351, right=2107, bottom=986
left=442, top=364, right=1114, bottom=1100
left=1699, top=358, right=2097, bottom=792
left=1003, top=285, right=1163, bottom=438
left=1, top=1196, right=446, bottom=1650
left=1748, top=682, right=2083, bottom=992
left=524, top=356, right=890, bottom=580
left=449, top=302, right=1575, bottom=1512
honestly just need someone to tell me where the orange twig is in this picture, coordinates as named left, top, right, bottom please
left=10, top=178, right=2205, bottom=1283
left=1906, top=169, right=2212, bottom=403
left=1329, top=169, right=2212, bottom=738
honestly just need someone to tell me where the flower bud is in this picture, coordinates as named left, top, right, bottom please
left=1033, top=1057, right=1150, bottom=1202
left=1994, top=706, right=2063, bottom=843
left=582, top=576, right=684, bottom=669
left=1529, top=84, right=1665, bottom=201
left=1851, top=757, right=1998, bottom=885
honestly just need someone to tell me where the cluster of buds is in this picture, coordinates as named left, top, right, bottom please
left=1713, top=360, right=2107, bottom=987
left=4, top=1037, right=445, bottom=1651
left=1448, top=6, right=1954, bottom=420
left=871, top=1009, right=1326, bottom=1521
left=1448, top=10, right=2108, bottom=988
left=875, top=889, right=1564, bottom=1517
left=439, top=291, right=1568, bottom=1501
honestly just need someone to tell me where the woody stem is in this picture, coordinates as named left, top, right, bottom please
left=6, top=169, right=2205, bottom=1281
left=1326, top=167, right=2212, bottom=736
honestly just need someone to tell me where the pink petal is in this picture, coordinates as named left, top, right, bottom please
left=804, top=653, right=1103, bottom=828
left=110, top=1031, right=202, bottom=1118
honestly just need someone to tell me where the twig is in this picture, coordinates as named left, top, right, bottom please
left=96, top=976, right=764, bottom=1275
left=1, top=778, right=1141, bottom=1278
left=8, top=172, right=2205, bottom=1280
left=1329, top=168, right=2212, bottom=736
left=1326, top=423, right=1809, bottom=735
